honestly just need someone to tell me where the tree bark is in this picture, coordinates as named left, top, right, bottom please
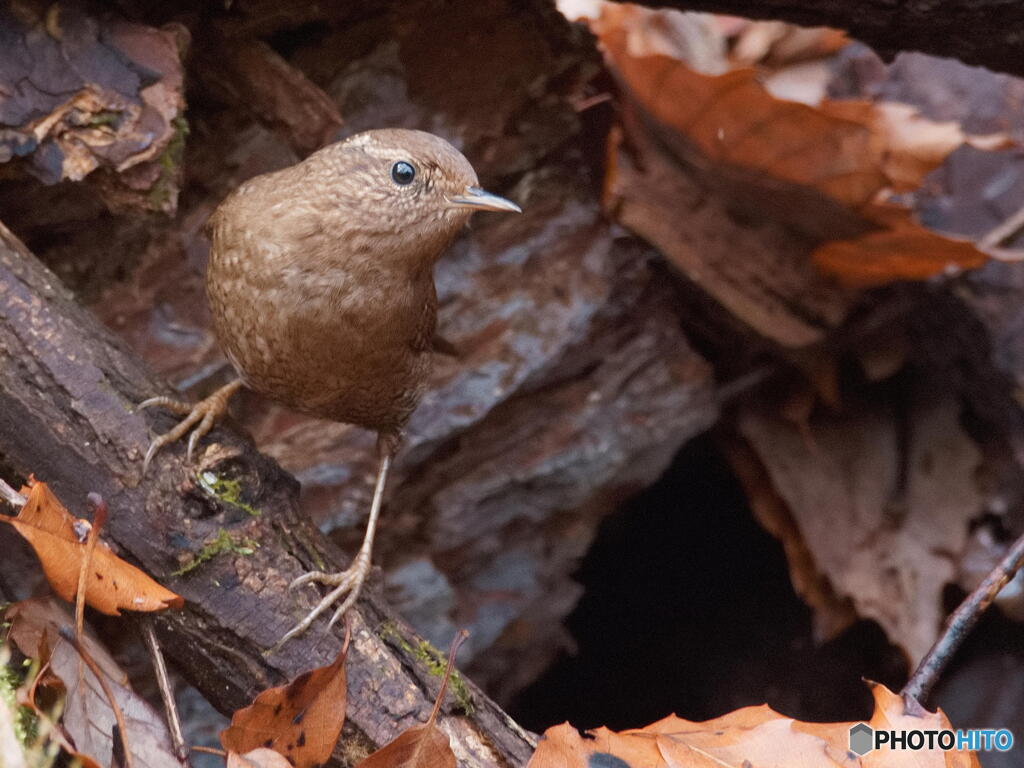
left=624, top=0, right=1024, bottom=78
left=0, top=222, right=536, bottom=766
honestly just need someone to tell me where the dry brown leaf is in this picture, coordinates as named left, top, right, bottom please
left=766, top=25, right=848, bottom=66
left=729, top=19, right=791, bottom=64
left=596, top=5, right=1005, bottom=204
left=19, top=670, right=104, bottom=768
left=592, top=4, right=998, bottom=295
left=722, top=437, right=856, bottom=642
left=596, top=6, right=726, bottom=75
left=227, top=749, right=295, bottom=768
left=595, top=5, right=864, bottom=348
left=7, top=598, right=182, bottom=768
left=221, top=626, right=351, bottom=768
left=1, top=480, right=183, bottom=615
left=762, top=59, right=833, bottom=106
left=16, top=645, right=102, bottom=768
left=738, top=394, right=982, bottom=664
left=528, top=683, right=979, bottom=767
left=355, top=630, right=466, bottom=768
left=813, top=203, right=989, bottom=287
left=356, top=724, right=454, bottom=768
left=604, top=100, right=855, bottom=348
left=6, top=597, right=127, bottom=686
left=594, top=5, right=885, bottom=208
left=56, top=639, right=181, bottom=768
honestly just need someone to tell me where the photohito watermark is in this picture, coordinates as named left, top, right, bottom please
left=849, top=723, right=1014, bottom=756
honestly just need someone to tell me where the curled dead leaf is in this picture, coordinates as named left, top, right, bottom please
left=1, top=481, right=183, bottom=615
left=6, top=597, right=127, bottom=685
left=593, top=5, right=887, bottom=208
left=527, top=683, right=979, bottom=767
left=7, top=598, right=182, bottom=768
left=737, top=395, right=982, bottom=665
left=813, top=204, right=989, bottom=287
left=591, top=3, right=1000, bottom=298
left=595, top=4, right=1008, bottom=207
left=221, top=626, right=351, bottom=768
left=356, top=725, right=453, bottom=768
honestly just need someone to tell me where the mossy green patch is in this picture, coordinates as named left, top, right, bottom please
left=292, top=529, right=327, bottom=572
left=379, top=622, right=473, bottom=714
left=196, top=470, right=262, bottom=517
left=87, top=110, right=120, bottom=128
left=0, top=647, right=38, bottom=747
left=173, top=528, right=259, bottom=576
left=147, top=115, right=189, bottom=210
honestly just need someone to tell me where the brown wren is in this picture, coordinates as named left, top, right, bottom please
left=141, top=129, right=521, bottom=647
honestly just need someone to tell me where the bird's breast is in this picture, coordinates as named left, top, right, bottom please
left=206, top=232, right=437, bottom=431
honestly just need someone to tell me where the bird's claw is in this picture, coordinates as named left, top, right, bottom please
left=271, top=560, right=370, bottom=653
left=138, top=380, right=242, bottom=474
left=269, top=449, right=391, bottom=654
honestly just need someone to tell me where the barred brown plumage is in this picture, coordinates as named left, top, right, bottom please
left=138, top=128, right=520, bottom=648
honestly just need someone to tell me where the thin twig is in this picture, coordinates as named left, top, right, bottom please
left=428, top=629, right=469, bottom=726
left=985, top=246, right=1024, bottom=263
left=59, top=626, right=135, bottom=768
left=715, top=365, right=776, bottom=406
left=573, top=92, right=613, bottom=112
left=979, top=203, right=1024, bottom=251
left=0, top=478, right=26, bottom=507
left=191, top=745, right=227, bottom=757
left=140, top=617, right=189, bottom=761
left=76, top=493, right=107, bottom=643
left=902, top=529, right=1024, bottom=703
left=74, top=492, right=107, bottom=743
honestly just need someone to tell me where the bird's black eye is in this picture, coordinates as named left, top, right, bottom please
left=391, top=161, right=416, bottom=185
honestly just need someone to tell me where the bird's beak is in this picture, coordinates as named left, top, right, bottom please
left=447, top=186, right=522, bottom=213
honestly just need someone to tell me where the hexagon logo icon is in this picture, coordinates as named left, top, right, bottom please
left=849, top=723, right=874, bottom=756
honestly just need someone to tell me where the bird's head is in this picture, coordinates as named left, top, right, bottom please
left=307, top=128, right=520, bottom=265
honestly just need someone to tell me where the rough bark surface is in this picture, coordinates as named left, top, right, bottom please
left=0, top=224, right=536, bottom=767
left=0, top=2, right=187, bottom=211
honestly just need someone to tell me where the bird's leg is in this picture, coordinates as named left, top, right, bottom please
left=138, top=379, right=244, bottom=474
left=274, top=438, right=396, bottom=650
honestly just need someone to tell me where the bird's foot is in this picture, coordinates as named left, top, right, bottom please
left=138, top=379, right=243, bottom=474
left=273, top=555, right=371, bottom=651
left=270, top=450, right=393, bottom=654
